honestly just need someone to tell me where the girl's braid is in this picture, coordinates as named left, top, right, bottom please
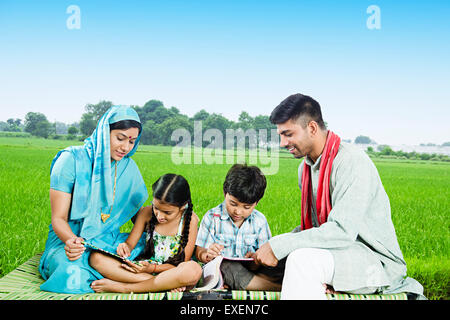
left=165, top=199, right=193, bottom=266
left=136, top=209, right=157, bottom=261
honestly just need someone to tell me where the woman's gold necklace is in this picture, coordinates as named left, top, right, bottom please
left=100, top=161, right=117, bottom=223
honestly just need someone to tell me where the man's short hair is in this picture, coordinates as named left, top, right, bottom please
left=269, top=93, right=326, bottom=129
left=223, top=163, right=267, bottom=204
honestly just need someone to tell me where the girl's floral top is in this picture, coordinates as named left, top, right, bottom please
left=147, top=213, right=185, bottom=264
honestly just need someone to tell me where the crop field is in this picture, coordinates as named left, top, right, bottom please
left=0, top=137, right=448, bottom=299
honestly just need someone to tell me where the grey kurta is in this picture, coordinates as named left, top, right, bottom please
left=269, top=142, right=424, bottom=297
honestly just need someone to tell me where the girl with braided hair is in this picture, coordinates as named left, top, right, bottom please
left=90, top=174, right=202, bottom=293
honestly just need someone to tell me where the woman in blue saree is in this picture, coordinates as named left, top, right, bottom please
left=39, top=105, right=149, bottom=293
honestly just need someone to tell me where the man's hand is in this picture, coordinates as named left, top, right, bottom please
left=254, top=242, right=278, bottom=267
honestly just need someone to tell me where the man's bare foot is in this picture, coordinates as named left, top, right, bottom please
left=91, top=279, right=126, bottom=293
left=323, top=284, right=338, bottom=294
left=170, top=286, right=186, bottom=293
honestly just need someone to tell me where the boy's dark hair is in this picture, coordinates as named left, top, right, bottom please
left=223, top=163, right=267, bottom=204
left=269, top=93, right=326, bottom=130
left=137, top=174, right=193, bottom=266
left=110, top=119, right=142, bottom=134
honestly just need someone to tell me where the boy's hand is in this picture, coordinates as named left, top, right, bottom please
left=244, top=252, right=256, bottom=259
left=245, top=251, right=258, bottom=265
left=206, top=243, right=224, bottom=261
left=245, top=252, right=259, bottom=271
left=117, top=242, right=131, bottom=258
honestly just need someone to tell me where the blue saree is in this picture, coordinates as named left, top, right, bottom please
left=39, top=106, right=149, bottom=293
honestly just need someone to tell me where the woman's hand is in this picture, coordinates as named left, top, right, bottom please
left=121, top=260, right=157, bottom=274
left=117, top=242, right=131, bottom=258
left=64, top=237, right=85, bottom=261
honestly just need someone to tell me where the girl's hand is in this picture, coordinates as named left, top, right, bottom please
left=206, top=243, right=224, bottom=262
left=64, top=237, right=85, bottom=261
left=117, top=242, right=131, bottom=258
left=121, top=260, right=156, bottom=274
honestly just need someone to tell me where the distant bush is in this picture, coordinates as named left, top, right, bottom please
left=367, top=145, right=450, bottom=162
left=355, top=135, right=376, bottom=144
left=66, top=134, right=77, bottom=141
left=0, top=131, right=32, bottom=138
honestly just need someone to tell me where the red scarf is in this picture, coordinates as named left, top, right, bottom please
left=301, top=131, right=341, bottom=230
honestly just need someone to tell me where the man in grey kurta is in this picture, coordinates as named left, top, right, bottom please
left=253, top=93, right=424, bottom=299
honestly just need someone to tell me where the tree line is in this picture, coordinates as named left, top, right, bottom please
left=0, top=100, right=276, bottom=147
left=366, top=145, right=450, bottom=162
left=1, top=100, right=449, bottom=161
left=78, top=100, right=277, bottom=147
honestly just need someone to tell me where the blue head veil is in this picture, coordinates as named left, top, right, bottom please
left=83, top=105, right=143, bottom=212
left=50, top=105, right=148, bottom=241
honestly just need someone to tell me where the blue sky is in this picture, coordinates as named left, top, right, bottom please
left=0, top=0, right=449, bottom=145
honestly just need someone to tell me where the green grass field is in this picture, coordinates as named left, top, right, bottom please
left=0, top=137, right=448, bottom=299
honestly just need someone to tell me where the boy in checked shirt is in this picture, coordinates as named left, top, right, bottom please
left=195, top=164, right=284, bottom=291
